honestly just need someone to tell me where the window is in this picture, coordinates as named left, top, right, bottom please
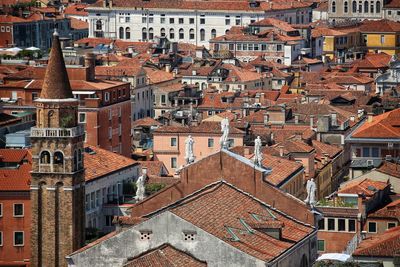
left=317, top=240, right=325, bottom=252
left=388, top=222, right=397, bottom=229
left=372, top=147, right=379, bottom=157
left=211, top=29, right=216, bottom=39
left=349, top=219, right=356, bottom=232
left=235, top=16, right=241, bottom=25
left=160, top=28, right=165, bottom=37
left=363, top=147, right=370, bottom=157
left=149, top=14, right=154, bottom=23
left=85, top=194, right=90, bottom=211
left=200, top=16, right=205, bottom=24
left=352, top=1, right=357, bottom=12
left=328, top=218, right=335, bottom=230
left=170, top=137, right=177, bottom=147
left=105, top=215, right=113, bottom=226
left=160, top=14, right=165, bottom=24
left=14, top=232, right=24, bottom=246
left=102, top=188, right=106, bottom=204
left=161, top=94, right=166, bottom=104
left=108, top=127, right=112, bottom=139
left=189, top=18, right=195, bottom=24
left=119, top=27, right=124, bottom=39
left=338, top=219, right=346, bottom=231
left=78, top=112, right=86, bottom=123
left=169, top=29, right=175, bottom=39
left=200, top=29, right=205, bottom=41
left=125, top=16, right=130, bottom=23
left=0, top=232, right=2, bottom=246
left=142, top=15, right=147, bottom=23
left=169, top=18, right=174, bottom=24
left=364, top=1, right=369, bottom=12
left=54, top=151, right=63, bottom=165
left=189, top=29, right=195, bottom=40
left=0, top=203, right=2, bottom=217
left=148, top=28, right=154, bottom=40
left=208, top=138, right=214, bottom=148
left=126, top=27, right=131, bottom=39
left=90, top=192, right=95, bottom=209
left=318, top=219, right=325, bottom=230
left=380, top=35, right=385, bottom=44
left=171, top=157, right=177, bottom=168
left=105, top=92, right=110, bottom=102
left=142, top=27, right=147, bottom=40
left=13, top=203, right=24, bottom=217
left=368, top=221, right=377, bottom=233
left=344, top=1, right=348, bottom=12
left=179, top=18, right=184, bottom=24
left=179, top=28, right=184, bottom=39
left=225, top=16, right=230, bottom=25
left=96, top=190, right=100, bottom=207
left=332, top=1, right=336, bottom=12
left=376, top=1, right=381, bottom=12
left=96, top=20, right=102, bottom=30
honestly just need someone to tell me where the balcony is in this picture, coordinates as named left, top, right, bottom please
left=31, top=125, right=84, bottom=138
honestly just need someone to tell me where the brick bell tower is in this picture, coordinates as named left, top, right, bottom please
left=30, top=30, right=85, bottom=267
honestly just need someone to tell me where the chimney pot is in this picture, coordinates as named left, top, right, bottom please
left=85, top=52, right=96, bottom=82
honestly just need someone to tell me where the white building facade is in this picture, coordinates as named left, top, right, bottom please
left=87, top=1, right=312, bottom=47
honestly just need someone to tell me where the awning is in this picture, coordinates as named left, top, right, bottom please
left=72, top=91, right=96, bottom=95
left=316, top=253, right=351, bottom=262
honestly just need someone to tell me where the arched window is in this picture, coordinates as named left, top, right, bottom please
left=160, top=28, right=166, bottom=37
left=352, top=1, right=357, bottom=12
left=200, top=29, right=205, bottom=41
left=277, top=59, right=282, bottom=64
left=189, top=28, right=195, bottom=40
left=40, top=151, right=51, bottom=164
left=300, top=255, right=308, bottom=267
left=376, top=1, right=381, bottom=12
left=96, top=20, right=102, bottom=30
left=332, top=1, right=336, bottom=12
left=54, top=151, right=64, bottom=165
left=119, top=27, right=124, bottom=39
left=211, top=29, right=216, bottom=39
left=344, top=1, right=348, bottom=12
left=169, top=28, right=175, bottom=39
left=201, top=83, right=207, bottom=90
left=148, top=28, right=154, bottom=40
left=179, top=28, right=184, bottom=39
left=125, top=27, right=131, bottom=39
left=225, top=29, right=229, bottom=34
left=142, top=27, right=147, bottom=41
left=364, top=1, right=369, bottom=12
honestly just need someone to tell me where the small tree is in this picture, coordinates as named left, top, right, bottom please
left=145, top=183, right=166, bottom=195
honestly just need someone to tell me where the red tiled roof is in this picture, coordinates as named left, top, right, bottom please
left=137, top=160, right=167, bottom=176
left=64, top=4, right=88, bottom=16
left=84, top=146, right=138, bottom=181
left=0, top=149, right=31, bottom=192
left=360, top=19, right=400, bottom=32
left=154, top=121, right=244, bottom=135
left=339, top=178, right=389, bottom=197
left=169, top=182, right=314, bottom=262
left=132, top=117, right=161, bottom=128
left=368, top=198, right=400, bottom=219
left=144, top=67, right=175, bottom=84
left=249, top=18, right=297, bottom=32
left=96, top=65, right=144, bottom=77
left=351, top=108, right=400, bottom=139
left=69, top=17, right=88, bottom=30
left=311, top=140, right=342, bottom=158
left=377, top=161, right=400, bottom=178
left=124, top=244, right=206, bottom=267
left=262, top=154, right=303, bottom=186
left=353, top=226, right=400, bottom=257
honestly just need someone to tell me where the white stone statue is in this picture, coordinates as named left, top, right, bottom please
left=220, top=117, right=230, bottom=149
left=185, top=135, right=195, bottom=164
left=254, top=136, right=263, bottom=166
left=135, top=169, right=147, bottom=202
left=305, top=178, right=317, bottom=208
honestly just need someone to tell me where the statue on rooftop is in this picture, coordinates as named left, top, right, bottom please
left=185, top=135, right=195, bottom=164
left=305, top=178, right=317, bottom=208
left=254, top=136, right=263, bottom=166
left=220, top=117, right=230, bottom=149
left=135, top=169, right=147, bottom=202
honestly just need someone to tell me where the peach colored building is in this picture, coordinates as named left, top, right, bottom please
left=153, top=121, right=244, bottom=173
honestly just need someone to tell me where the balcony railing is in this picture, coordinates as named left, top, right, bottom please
left=31, top=126, right=84, bottom=138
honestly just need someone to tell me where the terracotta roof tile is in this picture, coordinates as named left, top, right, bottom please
left=360, top=19, right=400, bottom=32
left=353, top=226, right=400, bottom=257
left=124, top=244, right=206, bottom=267
left=132, top=117, right=161, bottom=128
left=69, top=17, right=88, bottom=30
left=311, top=140, right=342, bottom=158
left=0, top=149, right=31, bottom=191
left=351, top=108, right=400, bottom=139
left=64, top=4, right=88, bottom=16
left=368, top=198, right=400, bottom=219
left=84, top=146, right=138, bottom=182
left=377, top=161, right=400, bottom=178
left=339, top=178, right=389, bottom=197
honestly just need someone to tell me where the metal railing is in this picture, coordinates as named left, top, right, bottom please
left=31, top=126, right=84, bottom=138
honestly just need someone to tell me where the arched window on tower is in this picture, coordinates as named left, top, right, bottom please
left=352, top=1, right=357, bottom=12
left=332, top=1, right=336, bottom=12
left=119, top=27, right=124, bottom=39
left=125, top=27, right=131, bottom=39
left=40, top=151, right=51, bottom=164
left=54, top=151, right=64, bottom=165
left=344, top=1, right=349, bottom=12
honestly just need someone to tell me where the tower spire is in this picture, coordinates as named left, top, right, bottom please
left=40, top=30, right=73, bottom=99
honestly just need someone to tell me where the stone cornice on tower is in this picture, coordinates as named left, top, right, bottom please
left=40, top=31, right=74, bottom=100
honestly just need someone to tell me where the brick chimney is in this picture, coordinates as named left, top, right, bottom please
left=85, top=53, right=96, bottom=82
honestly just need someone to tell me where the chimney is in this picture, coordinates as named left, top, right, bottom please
left=85, top=52, right=96, bottom=82
left=331, top=112, right=337, bottom=126
left=192, top=70, right=197, bottom=76
left=244, top=147, right=250, bottom=157
left=294, top=114, right=299, bottom=124
left=310, top=115, right=314, bottom=128
left=264, top=113, right=270, bottom=126
left=278, top=145, right=284, bottom=157
left=368, top=113, right=373, bottom=123
left=165, top=64, right=171, bottom=73
left=109, top=0, right=113, bottom=7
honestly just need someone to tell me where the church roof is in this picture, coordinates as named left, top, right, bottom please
left=40, top=31, right=74, bottom=99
